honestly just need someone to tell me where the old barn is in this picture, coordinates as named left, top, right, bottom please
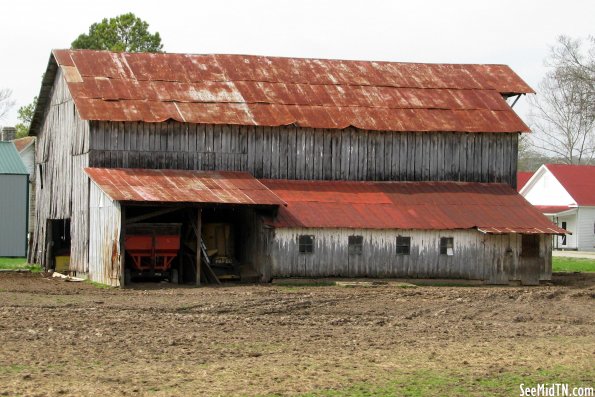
left=28, top=49, right=564, bottom=286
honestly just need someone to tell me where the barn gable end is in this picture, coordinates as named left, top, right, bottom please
left=30, top=67, right=91, bottom=272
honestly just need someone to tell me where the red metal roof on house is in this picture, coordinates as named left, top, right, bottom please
left=545, top=164, right=595, bottom=206
left=85, top=168, right=285, bottom=206
left=51, top=49, right=532, bottom=133
left=261, top=179, right=565, bottom=234
left=516, top=171, right=534, bottom=191
left=535, top=205, right=574, bottom=215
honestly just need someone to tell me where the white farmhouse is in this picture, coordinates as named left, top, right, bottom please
left=520, top=164, right=595, bottom=251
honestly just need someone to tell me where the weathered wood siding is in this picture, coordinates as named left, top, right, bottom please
left=30, top=69, right=91, bottom=271
left=269, top=228, right=550, bottom=284
left=89, top=122, right=519, bottom=187
left=237, top=209, right=274, bottom=281
left=88, top=182, right=122, bottom=286
left=19, top=144, right=37, bottom=236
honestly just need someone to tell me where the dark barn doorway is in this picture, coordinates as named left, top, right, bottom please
left=45, top=219, right=71, bottom=272
left=519, top=234, right=543, bottom=285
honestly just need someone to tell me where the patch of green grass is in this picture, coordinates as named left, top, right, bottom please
left=0, top=364, right=30, bottom=374
left=553, top=257, right=595, bottom=272
left=0, top=257, right=41, bottom=272
left=290, top=366, right=593, bottom=397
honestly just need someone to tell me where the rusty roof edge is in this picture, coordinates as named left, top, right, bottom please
left=84, top=168, right=119, bottom=202
left=85, top=167, right=287, bottom=206
left=11, top=137, right=35, bottom=152
left=75, top=119, right=530, bottom=134
left=29, top=53, right=60, bottom=136
left=54, top=48, right=527, bottom=70
left=53, top=49, right=534, bottom=95
left=70, top=107, right=531, bottom=134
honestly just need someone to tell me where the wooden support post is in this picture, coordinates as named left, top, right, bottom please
left=196, top=207, right=202, bottom=286
left=119, top=206, right=126, bottom=287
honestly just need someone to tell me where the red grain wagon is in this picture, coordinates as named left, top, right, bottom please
left=124, top=223, right=182, bottom=284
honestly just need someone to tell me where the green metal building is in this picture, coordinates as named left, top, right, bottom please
left=0, top=141, right=29, bottom=257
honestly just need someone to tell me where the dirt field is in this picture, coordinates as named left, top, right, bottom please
left=0, top=273, right=593, bottom=397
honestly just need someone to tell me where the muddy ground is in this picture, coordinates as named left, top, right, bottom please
left=0, top=273, right=593, bottom=397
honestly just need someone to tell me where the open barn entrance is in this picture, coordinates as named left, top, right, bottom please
left=45, top=219, right=71, bottom=273
left=122, top=204, right=268, bottom=286
left=85, top=168, right=284, bottom=287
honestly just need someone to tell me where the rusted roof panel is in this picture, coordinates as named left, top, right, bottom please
left=50, top=49, right=533, bottom=133
left=261, top=180, right=566, bottom=234
left=85, top=168, right=285, bottom=206
left=11, top=137, right=35, bottom=153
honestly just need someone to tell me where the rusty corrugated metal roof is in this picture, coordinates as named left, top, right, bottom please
left=85, top=168, right=285, bottom=206
left=260, top=179, right=566, bottom=234
left=45, top=49, right=532, bottom=133
left=11, top=137, right=35, bottom=153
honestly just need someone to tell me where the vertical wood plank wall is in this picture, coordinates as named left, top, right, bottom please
left=237, top=208, right=274, bottom=281
left=89, top=122, right=519, bottom=187
left=30, top=69, right=91, bottom=271
left=89, top=183, right=122, bottom=286
left=269, top=229, right=550, bottom=284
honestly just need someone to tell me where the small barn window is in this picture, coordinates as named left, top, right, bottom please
left=521, top=234, right=540, bottom=257
left=348, top=235, right=363, bottom=255
left=298, top=235, right=314, bottom=254
left=440, top=237, right=454, bottom=256
left=396, top=236, right=411, bottom=255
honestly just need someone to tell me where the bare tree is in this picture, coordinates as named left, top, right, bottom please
left=550, top=36, right=595, bottom=105
left=529, top=36, right=595, bottom=164
left=0, top=88, right=15, bottom=121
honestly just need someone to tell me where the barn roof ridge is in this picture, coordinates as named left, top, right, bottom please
left=58, top=48, right=519, bottom=67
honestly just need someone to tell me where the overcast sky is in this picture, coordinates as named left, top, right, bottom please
left=0, top=0, right=593, bottom=126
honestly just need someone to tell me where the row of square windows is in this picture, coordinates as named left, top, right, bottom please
left=298, top=235, right=455, bottom=256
